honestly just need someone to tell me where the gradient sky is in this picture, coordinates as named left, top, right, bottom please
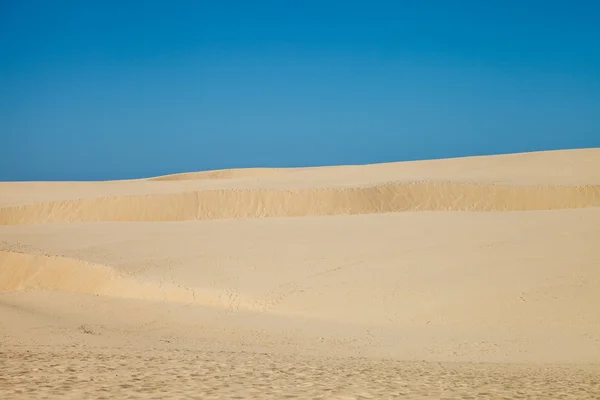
left=1, top=1, right=599, bottom=181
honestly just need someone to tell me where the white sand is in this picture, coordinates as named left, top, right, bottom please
left=1, top=148, right=599, bottom=399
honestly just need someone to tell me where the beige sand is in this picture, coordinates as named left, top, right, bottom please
left=1, top=148, right=599, bottom=399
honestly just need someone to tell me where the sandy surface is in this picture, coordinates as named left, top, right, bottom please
left=1, top=148, right=600, bottom=399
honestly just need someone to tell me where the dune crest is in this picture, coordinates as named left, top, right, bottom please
left=148, top=167, right=301, bottom=181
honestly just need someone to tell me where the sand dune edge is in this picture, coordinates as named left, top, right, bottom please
left=0, top=250, right=262, bottom=311
left=1, top=181, right=599, bottom=225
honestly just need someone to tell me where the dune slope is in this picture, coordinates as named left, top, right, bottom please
left=1, top=182, right=599, bottom=225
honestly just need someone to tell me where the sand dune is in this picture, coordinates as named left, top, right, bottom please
left=0, top=148, right=598, bottom=226
left=1, top=182, right=599, bottom=225
left=1, top=148, right=599, bottom=208
left=2, top=208, right=599, bottom=361
left=1, top=148, right=600, bottom=399
left=147, top=148, right=600, bottom=185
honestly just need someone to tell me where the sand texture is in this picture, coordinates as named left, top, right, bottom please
left=1, top=148, right=600, bottom=399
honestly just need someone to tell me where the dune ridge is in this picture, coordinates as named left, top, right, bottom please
left=148, top=167, right=304, bottom=181
left=1, top=181, right=599, bottom=225
left=0, top=250, right=259, bottom=311
left=146, top=148, right=600, bottom=183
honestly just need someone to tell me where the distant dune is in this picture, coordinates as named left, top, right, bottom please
left=1, top=148, right=599, bottom=225
left=1, top=148, right=599, bottom=398
left=148, top=167, right=305, bottom=181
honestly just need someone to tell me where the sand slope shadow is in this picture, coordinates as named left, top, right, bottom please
left=0, top=250, right=258, bottom=311
left=1, top=182, right=599, bottom=225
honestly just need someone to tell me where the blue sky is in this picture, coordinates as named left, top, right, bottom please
left=1, top=1, right=599, bottom=181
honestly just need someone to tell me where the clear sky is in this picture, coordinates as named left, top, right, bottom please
left=1, top=1, right=599, bottom=181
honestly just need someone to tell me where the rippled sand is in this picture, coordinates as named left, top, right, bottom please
left=3, top=347, right=600, bottom=399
